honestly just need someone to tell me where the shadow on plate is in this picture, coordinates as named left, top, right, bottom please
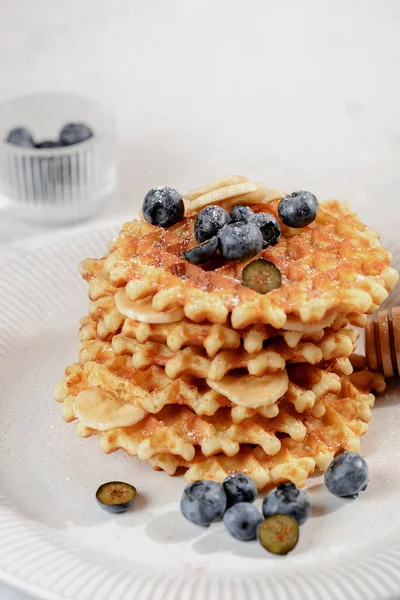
left=145, top=510, right=204, bottom=544
left=192, top=525, right=268, bottom=559
left=307, top=482, right=344, bottom=518
left=372, top=380, right=400, bottom=410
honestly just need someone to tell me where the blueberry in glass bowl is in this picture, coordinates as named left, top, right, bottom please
left=0, top=92, right=116, bottom=223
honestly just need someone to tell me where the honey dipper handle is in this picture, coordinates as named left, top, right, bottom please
left=365, top=307, right=400, bottom=377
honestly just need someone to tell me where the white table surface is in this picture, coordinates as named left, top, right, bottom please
left=1, top=0, right=400, bottom=598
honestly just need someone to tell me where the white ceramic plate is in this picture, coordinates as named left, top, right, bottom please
left=1, top=224, right=400, bottom=600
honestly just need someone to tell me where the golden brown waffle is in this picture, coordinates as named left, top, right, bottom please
left=79, top=329, right=357, bottom=381
left=56, top=368, right=383, bottom=489
left=149, top=371, right=384, bottom=489
left=120, top=311, right=357, bottom=355
left=80, top=198, right=398, bottom=331
left=84, top=301, right=354, bottom=354
left=78, top=312, right=358, bottom=379
left=88, top=405, right=314, bottom=460
left=55, top=354, right=343, bottom=425
left=58, top=371, right=377, bottom=464
left=110, top=327, right=357, bottom=378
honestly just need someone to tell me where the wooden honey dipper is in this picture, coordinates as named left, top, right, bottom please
left=365, top=307, right=400, bottom=377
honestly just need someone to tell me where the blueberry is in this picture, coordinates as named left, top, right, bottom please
left=59, top=123, right=93, bottom=146
left=96, top=481, right=137, bottom=514
left=278, top=190, right=318, bottom=228
left=36, top=140, right=61, bottom=148
left=324, top=452, right=369, bottom=498
left=180, top=480, right=227, bottom=527
left=262, top=483, right=310, bottom=525
left=251, top=213, right=281, bottom=247
left=194, top=205, right=230, bottom=243
left=222, top=473, right=258, bottom=507
left=242, top=259, right=281, bottom=294
left=182, top=236, right=218, bottom=264
left=218, top=222, right=263, bottom=261
left=223, top=502, right=263, bottom=541
left=229, top=205, right=255, bottom=224
left=6, top=127, right=35, bottom=147
left=258, top=514, right=299, bottom=555
left=142, top=186, right=184, bottom=228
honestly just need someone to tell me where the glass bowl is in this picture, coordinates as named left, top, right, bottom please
left=0, top=92, right=117, bottom=224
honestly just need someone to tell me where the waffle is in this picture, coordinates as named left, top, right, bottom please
left=84, top=301, right=354, bottom=354
left=79, top=309, right=358, bottom=375
left=55, top=175, right=398, bottom=492
left=149, top=370, right=384, bottom=489
left=80, top=333, right=353, bottom=381
left=80, top=195, right=398, bottom=330
left=55, top=353, right=343, bottom=425
left=59, top=369, right=378, bottom=464
left=110, top=327, right=357, bottom=377
left=56, top=366, right=383, bottom=489
left=82, top=259, right=370, bottom=343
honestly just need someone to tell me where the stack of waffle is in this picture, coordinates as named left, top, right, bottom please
left=55, top=176, right=398, bottom=489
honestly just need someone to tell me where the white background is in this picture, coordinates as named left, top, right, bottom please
left=1, top=0, right=400, bottom=598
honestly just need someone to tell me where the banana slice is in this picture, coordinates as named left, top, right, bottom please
left=206, top=371, right=288, bottom=408
left=74, top=389, right=147, bottom=431
left=115, top=289, right=184, bottom=324
left=282, top=312, right=336, bottom=332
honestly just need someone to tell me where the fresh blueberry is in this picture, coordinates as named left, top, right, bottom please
left=262, top=483, right=310, bottom=525
left=278, top=190, right=318, bottom=228
left=251, top=212, right=281, bottom=247
left=6, top=127, right=35, bottom=147
left=218, top=222, right=263, bottom=261
left=180, top=480, right=227, bottom=527
left=223, top=502, right=263, bottom=541
left=59, top=123, right=93, bottom=146
left=182, top=236, right=218, bottom=264
left=222, top=473, right=258, bottom=507
left=194, top=205, right=230, bottom=243
left=229, top=205, right=255, bottom=224
left=324, top=452, right=369, bottom=498
left=36, top=140, right=61, bottom=148
left=142, top=186, right=184, bottom=228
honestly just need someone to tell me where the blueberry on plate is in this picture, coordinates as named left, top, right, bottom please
left=6, top=127, right=35, bottom=147
left=324, top=452, right=369, bottom=498
left=242, top=259, right=281, bottom=294
left=229, top=205, right=255, bottom=224
left=194, top=205, right=230, bottom=243
left=218, top=222, right=263, bottom=261
left=223, top=502, right=263, bottom=541
left=222, top=473, right=258, bottom=507
left=278, top=190, right=318, bottom=228
left=142, top=186, right=184, bottom=228
left=258, top=514, right=299, bottom=555
left=96, top=481, right=137, bottom=513
left=36, top=140, right=61, bottom=148
left=182, top=236, right=218, bottom=264
left=59, top=123, right=93, bottom=146
left=180, top=480, right=227, bottom=527
left=251, top=212, right=281, bottom=247
left=262, top=482, right=310, bottom=525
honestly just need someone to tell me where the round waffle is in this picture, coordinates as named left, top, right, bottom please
left=81, top=186, right=398, bottom=330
